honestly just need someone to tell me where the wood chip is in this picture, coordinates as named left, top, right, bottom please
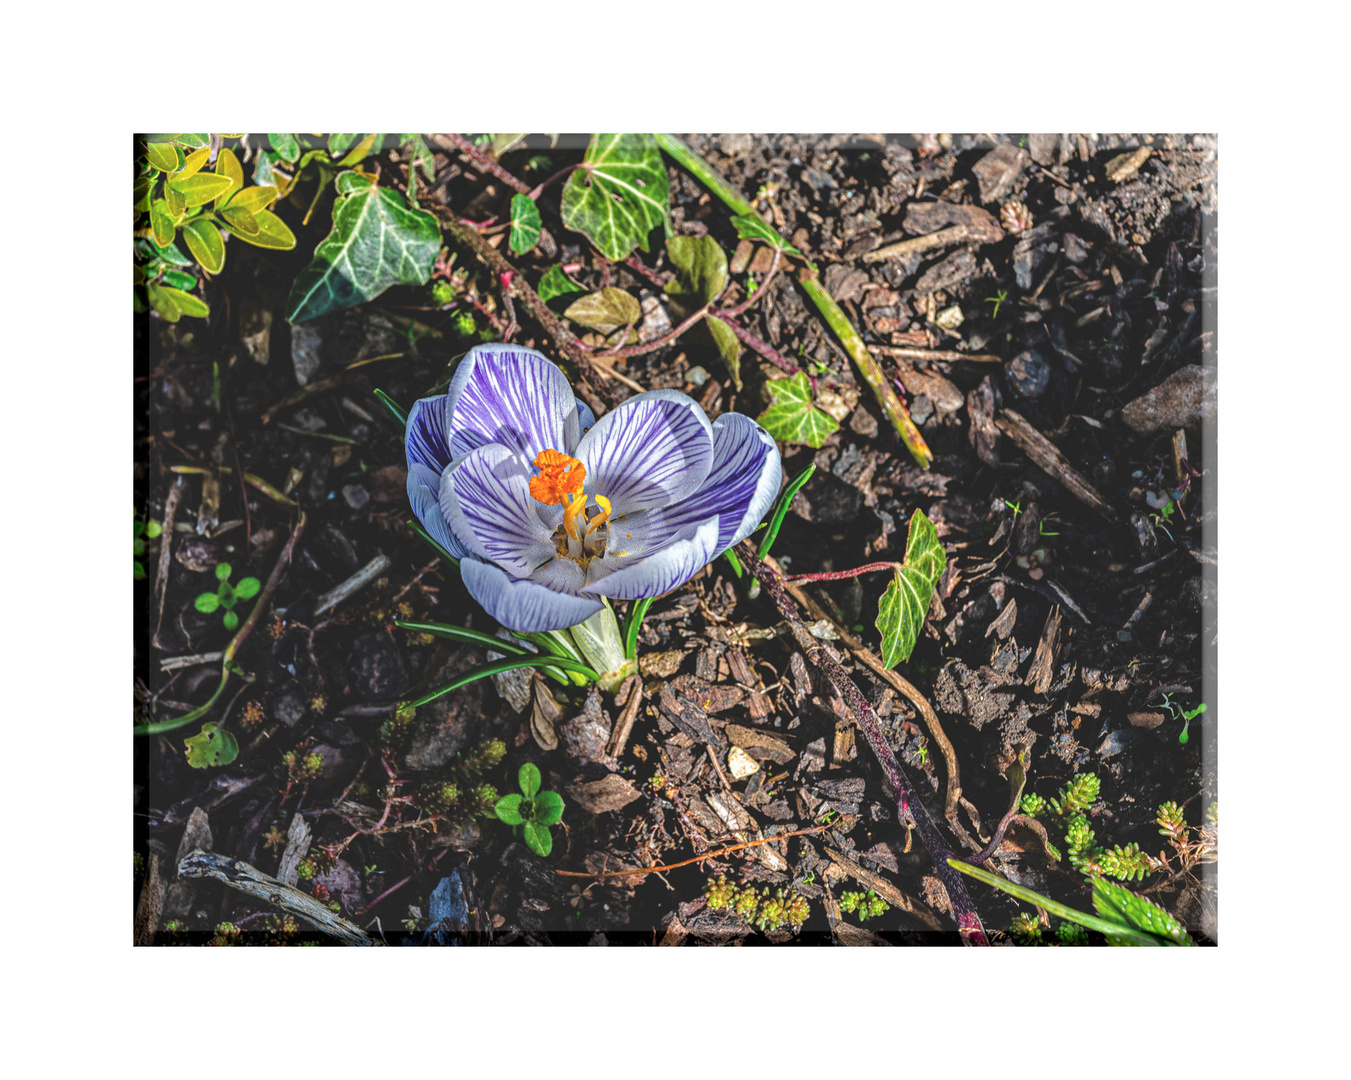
left=275, top=812, right=312, bottom=887
left=1105, top=146, right=1151, bottom=183
left=994, top=409, right=1118, bottom=522
left=565, top=774, right=642, bottom=815
left=723, top=723, right=795, bottom=764
left=134, top=852, right=167, bottom=946
left=1026, top=605, right=1062, bottom=695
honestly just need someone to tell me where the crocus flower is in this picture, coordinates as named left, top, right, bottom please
left=406, top=344, right=782, bottom=633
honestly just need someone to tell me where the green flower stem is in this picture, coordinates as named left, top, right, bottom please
left=654, top=134, right=933, bottom=470
left=373, top=388, right=408, bottom=427
left=569, top=602, right=636, bottom=692
left=134, top=511, right=307, bottom=736
left=757, top=463, right=816, bottom=559
left=945, top=859, right=1165, bottom=946
left=512, top=628, right=592, bottom=686
left=405, top=519, right=460, bottom=567
left=622, top=597, right=655, bottom=661
left=404, top=655, right=599, bottom=709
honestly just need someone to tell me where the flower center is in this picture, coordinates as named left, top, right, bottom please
left=529, top=449, right=612, bottom=563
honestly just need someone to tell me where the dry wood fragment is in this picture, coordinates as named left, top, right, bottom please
left=313, top=553, right=391, bottom=616
left=134, top=852, right=167, bottom=946
left=177, top=850, right=374, bottom=945
left=275, top=812, right=312, bottom=887
left=163, top=807, right=213, bottom=922
left=869, top=344, right=1003, bottom=363
left=1105, top=146, right=1152, bottom=182
left=1026, top=606, right=1062, bottom=695
left=861, top=220, right=1002, bottom=264
left=994, top=409, right=1119, bottom=522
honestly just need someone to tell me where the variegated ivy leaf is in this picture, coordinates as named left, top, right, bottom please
left=563, top=287, right=641, bottom=334
left=876, top=510, right=946, bottom=668
left=286, top=172, right=439, bottom=324
left=560, top=134, right=669, bottom=262
left=757, top=372, right=839, bottom=448
left=509, top=194, right=542, bottom=255
left=538, top=264, right=585, bottom=305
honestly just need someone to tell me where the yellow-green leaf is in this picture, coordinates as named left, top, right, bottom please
left=145, top=282, right=181, bottom=322
left=145, top=142, right=183, bottom=172
left=172, top=146, right=210, bottom=183
left=133, top=176, right=154, bottom=212
left=157, top=285, right=210, bottom=319
left=225, top=185, right=278, bottom=214
left=214, top=148, right=243, bottom=209
left=220, top=205, right=260, bottom=237
left=183, top=220, right=225, bottom=274
left=168, top=173, right=234, bottom=207
left=337, top=133, right=378, bottom=167
left=163, top=184, right=187, bottom=219
left=563, top=288, right=641, bottom=334
left=150, top=199, right=176, bottom=247
left=184, top=722, right=239, bottom=768
left=233, top=208, right=296, bottom=250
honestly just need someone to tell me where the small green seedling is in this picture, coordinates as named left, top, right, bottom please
left=494, top=763, right=565, bottom=857
left=1160, top=693, right=1207, bottom=745
left=985, top=289, right=1009, bottom=319
left=193, top=562, right=261, bottom=632
left=746, top=275, right=758, bottom=295
left=839, top=889, right=889, bottom=922
left=134, top=516, right=162, bottom=579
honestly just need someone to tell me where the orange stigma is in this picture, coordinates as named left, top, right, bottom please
left=528, top=449, right=586, bottom=506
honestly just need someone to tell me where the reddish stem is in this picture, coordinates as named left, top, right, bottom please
left=784, top=561, right=900, bottom=584
left=442, top=133, right=531, bottom=195
left=717, top=317, right=815, bottom=389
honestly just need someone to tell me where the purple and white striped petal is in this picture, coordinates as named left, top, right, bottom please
left=407, top=463, right=469, bottom=559
left=405, top=393, right=454, bottom=475
left=461, top=556, right=603, bottom=632
left=445, top=344, right=581, bottom=461
left=575, top=389, right=714, bottom=516
left=584, top=518, right=721, bottom=600
left=440, top=444, right=556, bottom=577
left=575, top=397, right=596, bottom=438
left=598, top=413, right=781, bottom=557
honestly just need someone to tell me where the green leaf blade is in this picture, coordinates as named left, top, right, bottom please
left=522, top=820, right=553, bottom=857
left=509, top=193, right=542, bottom=255
left=494, top=793, right=525, bottom=825
left=184, top=722, right=238, bottom=769
left=876, top=510, right=946, bottom=668
left=757, top=372, right=838, bottom=449
left=563, top=288, right=641, bottom=334
left=538, top=264, right=585, bottom=306
left=182, top=220, right=225, bottom=274
left=560, top=134, right=669, bottom=262
left=534, top=791, right=565, bottom=826
left=518, top=762, right=541, bottom=799
left=285, top=173, right=439, bottom=324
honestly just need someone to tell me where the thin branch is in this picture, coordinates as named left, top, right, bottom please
left=716, top=317, right=815, bottom=388
left=736, top=542, right=989, bottom=945
left=433, top=133, right=531, bottom=195
left=785, top=561, right=900, bottom=584
left=595, top=303, right=711, bottom=360
left=718, top=247, right=781, bottom=318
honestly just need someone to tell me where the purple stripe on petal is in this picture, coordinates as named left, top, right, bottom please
left=405, top=394, right=454, bottom=475
left=575, top=389, right=714, bottom=515
left=408, top=463, right=469, bottom=558
left=461, top=556, right=603, bottom=632
left=440, top=444, right=556, bottom=577
left=445, top=345, right=579, bottom=462
left=584, top=518, right=720, bottom=600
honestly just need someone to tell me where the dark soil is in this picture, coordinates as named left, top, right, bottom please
left=135, top=133, right=1217, bottom=946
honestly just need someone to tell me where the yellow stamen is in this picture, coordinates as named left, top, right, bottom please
left=562, top=491, right=589, bottom=542
left=528, top=448, right=585, bottom=506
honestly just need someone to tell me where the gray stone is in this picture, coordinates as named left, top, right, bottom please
left=1121, top=364, right=1216, bottom=437
left=290, top=323, right=324, bottom=386
left=972, top=143, right=1030, bottom=204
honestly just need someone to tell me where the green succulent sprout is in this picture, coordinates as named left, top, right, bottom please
left=134, top=515, right=162, bottom=580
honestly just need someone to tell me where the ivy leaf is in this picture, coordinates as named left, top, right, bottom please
left=730, top=213, right=803, bottom=256
left=875, top=510, right=946, bottom=668
left=286, top=172, right=439, bottom=324
left=538, top=264, right=585, bottom=306
left=534, top=790, right=565, bottom=826
left=336, top=133, right=379, bottom=168
left=518, top=762, right=542, bottom=799
left=184, top=722, right=239, bottom=769
left=182, top=220, right=225, bottom=274
left=563, top=287, right=641, bottom=334
left=509, top=194, right=542, bottom=255
left=664, top=236, right=741, bottom=388
left=664, top=235, right=727, bottom=312
left=329, top=133, right=359, bottom=155
left=757, top=372, right=839, bottom=449
left=522, top=820, right=553, bottom=857
left=1092, top=878, right=1196, bottom=946
left=268, top=133, right=300, bottom=164
left=560, top=134, right=669, bottom=262
left=494, top=793, right=525, bottom=825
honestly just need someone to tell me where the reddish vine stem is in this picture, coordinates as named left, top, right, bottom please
left=436, top=133, right=532, bottom=195
left=718, top=248, right=781, bottom=318
left=735, top=542, right=989, bottom=945
left=784, top=561, right=900, bottom=584
left=719, top=318, right=815, bottom=389
left=594, top=303, right=711, bottom=360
